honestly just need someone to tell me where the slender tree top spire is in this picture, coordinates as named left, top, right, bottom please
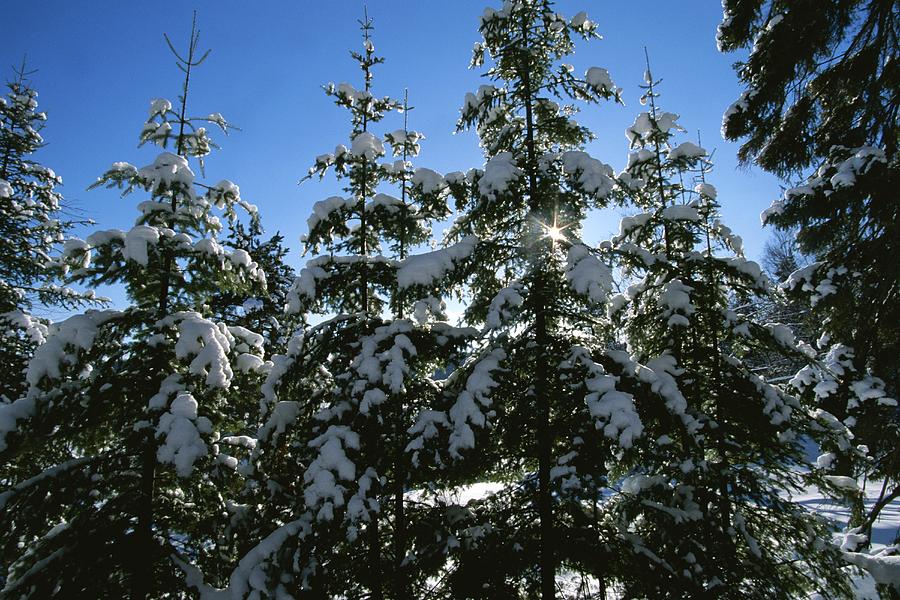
left=164, top=12, right=211, bottom=163
left=355, top=6, right=378, bottom=93
left=164, top=11, right=210, bottom=75
left=642, top=47, right=659, bottom=115
left=10, top=55, right=37, bottom=87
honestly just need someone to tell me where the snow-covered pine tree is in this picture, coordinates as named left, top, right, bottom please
left=0, top=20, right=268, bottom=599
left=0, top=63, right=97, bottom=404
left=197, top=17, right=475, bottom=598
left=415, top=2, right=662, bottom=597
left=598, top=65, right=851, bottom=598
left=718, top=0, right=899, bottom=549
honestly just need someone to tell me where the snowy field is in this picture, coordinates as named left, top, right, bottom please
left=794, top=480, right=900, bottom=548
left=796, top=480, right=900, bottom=599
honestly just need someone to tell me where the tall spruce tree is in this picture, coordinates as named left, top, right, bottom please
left=421, top=2, right=669, bottom=597
left=597, top=66, right=851, bottom=598
left=0, top=20, right=268, bottom=598
left=718, top=0, right=899, bottom=539
left=0, top=63, right=97, bottom=404
left=182, top=17, right=476, bottom=598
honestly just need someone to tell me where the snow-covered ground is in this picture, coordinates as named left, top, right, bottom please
left=797, top=479, right=900, bottom=598
left=794, top=479, right=900, bottom=547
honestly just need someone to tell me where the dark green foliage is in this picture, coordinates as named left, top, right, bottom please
left=437, top=1, right=629, bottom=596
left=0, top=68, right=97, bottom=404
left=0, top=25, right=266, bottom=598
left=720, top=0, right=899, bottom=542
left=209, top=219, right=298, bottom=353
left=597, top=70, right=851, bottom=598
left=0, top=72, right=71, bottom=314
left=718, top=0, right=897, bottom=174
left=233, top=17, right=476, bottom=599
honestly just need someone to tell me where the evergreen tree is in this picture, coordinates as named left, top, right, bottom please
left=761, top=228, right=806, bottom=284
left=0, top=20, right=267, bottom=598
left=0, top=63, right=96, bottom=404
left=421, top=2, right=670, bottom=597
left=188, top=17, right=475, bottom=598
left=598, top=66, right=851, bottom=598
left=718, top=0, right=899, bottom=538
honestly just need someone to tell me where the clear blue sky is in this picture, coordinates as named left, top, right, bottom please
left=4, top=1, right=785, bottom=310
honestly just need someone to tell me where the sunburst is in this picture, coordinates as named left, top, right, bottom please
left=545, top=224, right=566, bottom=242
left=537, top=212, right=571, bottom=244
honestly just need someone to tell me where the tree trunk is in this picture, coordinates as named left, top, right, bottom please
left=520, top=19, right=555, bottom=600
left=132, top=438, right=157, bottom=598
left=393, top=451, right=407, bottom=599
left=368, top=518, right=384, bottom=600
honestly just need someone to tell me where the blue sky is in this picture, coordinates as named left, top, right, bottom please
left=4, top=1, right=785, bottom=310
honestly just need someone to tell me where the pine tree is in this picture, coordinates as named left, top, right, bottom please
left=191, top=16, right=475, bottom=598
left=0, top=62, right=96, bottom=404
left=422, top=2, right=660, bottom=596
left=0, top=19, right=267, bottom=598
left=597, top=65, right=851, bottom=598
left=718, top=0, right=899, bottom=540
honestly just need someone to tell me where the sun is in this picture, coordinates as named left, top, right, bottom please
left=544, top=224, right=566, bottom=242
left=539, top=212, right=569, bottom=243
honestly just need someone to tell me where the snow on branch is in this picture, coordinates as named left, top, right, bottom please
left=448, top=347, right=506, bottom=458
left=397, top=235, right=478, bottom=290
left=565, top=244, right=612, bottom=304
left=174, top=517, right=312, bottom=599
left=561, top=150, right=615, bottom=199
